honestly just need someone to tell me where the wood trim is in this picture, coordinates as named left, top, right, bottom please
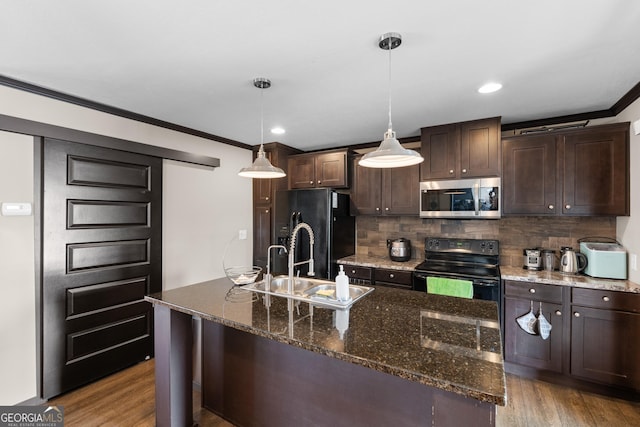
left=502, top=79, right=640, bottom=132
left=0, top=74, right=249, bottom=150
left=501, top=109, right=613, bottom=132
left=0, top=114, right=221, bottom=168
left=612, top=81, right=640, bottom=115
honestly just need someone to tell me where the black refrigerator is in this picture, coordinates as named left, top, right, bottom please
left=271, top=188, right=355, bottom=279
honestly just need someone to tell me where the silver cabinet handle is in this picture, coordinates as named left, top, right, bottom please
left=385, top=207, right=389, bottom=211
left=265, top=209, right=269, bottom=213
left=529, top=288, right=536, bottom=293
left=389, top=273, right=394, bottom=278
left=317, top=180, right=321, bottom=184
left=548, top=204, right=554, bottom=210
left=555, top=310, right=562, bottom=316
left=603, top=296, right=610, bottom=302
left=565, top=204, right=571, bottom=209
left=309, top=181, right=314, bottom=185
left=449, top=169, right=454, bottom=174
left=462, top=168, right=467, bottom=173
left=574, top=312, right=580, bottom=317
left=351, top=270, right=356, bottom=274
left=375, top=207, right=380, bottom=211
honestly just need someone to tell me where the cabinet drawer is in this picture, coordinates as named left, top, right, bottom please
left=572, top=288, right=640, bottom=313
left=342, top=265, right=372, bottom=281
left=374, top=269, right=413, bottom=286
left=504, top=280, right=562, bottom=303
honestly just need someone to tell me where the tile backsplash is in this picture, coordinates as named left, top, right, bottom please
left=355, top=216, right=617, bottom=267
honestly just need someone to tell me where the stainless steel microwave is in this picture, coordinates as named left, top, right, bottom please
left=419, top=177, right=501, bottom=219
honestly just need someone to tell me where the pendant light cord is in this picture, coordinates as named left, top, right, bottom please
left=260, top=84, right=265, bottom=147
left=387, top=34, right=393, bottom=132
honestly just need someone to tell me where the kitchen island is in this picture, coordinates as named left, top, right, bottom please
left=145, top=277, right=506, bottom=426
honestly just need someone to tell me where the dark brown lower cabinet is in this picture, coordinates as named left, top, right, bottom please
left=373, top=268, right=413, bottom=290
left=504, top=297, right=563, bottom=373
left=503, top=280, right=640, bottom=399
left=570, top=289, right=640, bottom=390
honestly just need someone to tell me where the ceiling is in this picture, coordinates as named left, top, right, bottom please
left=2, top=1, right=639, bottom=151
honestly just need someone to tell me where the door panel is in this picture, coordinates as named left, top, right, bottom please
left=42, top=138, right=162, bottom=398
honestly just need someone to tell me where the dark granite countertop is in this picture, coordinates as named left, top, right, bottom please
left=501, top=266, right=640, bottom=293
left=337, top=254, right=422, bottom=271
left=146, top=277, right=506, bottom=405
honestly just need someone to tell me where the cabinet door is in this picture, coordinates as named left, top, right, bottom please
left=315, top=152, right=347, bottom=188
left=561, top=127, right=629, bottom=215
left=504, top=297, right=563, bottom=372
left=570, top=306, right=640, bottom=389
left=253, top=205, right=271, bottom=270
left=373, top=268, right=413, bottom=290
left=460, top=117, right=501, bottom=178
left=288, top=155, right=316, bottom=189
left=351, top=157, right=382, bottom=215
left=253, top=176, right=272, bottom=206
left=382, top=163, right=420, bottom=215
left=420, top=124, right=458, bottom=180
left=502, top=135, right=557, bottom=215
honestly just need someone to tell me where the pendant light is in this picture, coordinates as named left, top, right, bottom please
left=238, top=78, right=286, bottom=178
left=359, top=33, right=424, bottom=168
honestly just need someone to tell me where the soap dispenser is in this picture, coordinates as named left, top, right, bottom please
left=335, top=265, right=350, bottom=301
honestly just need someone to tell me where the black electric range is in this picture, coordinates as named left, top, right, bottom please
left=413, top=237, right=501, bottom=304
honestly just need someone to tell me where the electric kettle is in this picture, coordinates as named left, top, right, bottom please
left=559, top=246, right=588, bottom=274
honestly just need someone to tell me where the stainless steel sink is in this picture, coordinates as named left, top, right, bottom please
left=249, top=275, right=314, bottom=295
left=241, top=276, right=374, bottom=309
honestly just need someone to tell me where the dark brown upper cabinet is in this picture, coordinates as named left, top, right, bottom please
left=503, top=122, right=629, bottom=216
left=351, top=155, right=420, bottom=216
left=288, top=150, right=349, bottom=189
left=420, top=117, right=501, bottom=180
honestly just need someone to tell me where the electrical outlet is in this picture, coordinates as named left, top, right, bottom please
left=238, top=229, right=247, bottom=240
left=631, top=253, right=638, bottom=271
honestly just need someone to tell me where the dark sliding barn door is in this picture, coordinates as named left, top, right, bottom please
left=41, top=138, right=162, bottom=399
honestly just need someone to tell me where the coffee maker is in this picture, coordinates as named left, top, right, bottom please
left=523, top=248, right=543, bottom=270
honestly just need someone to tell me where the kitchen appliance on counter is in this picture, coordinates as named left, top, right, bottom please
left=580, top=241, right=627, bottom=280
left=413, top=237, right=501, bottom=313
left=523, top=248, right=543, bottom=270
left=419, top=177, right=501, bottom=219
left=559, top=246, right=587, bottom=275
left=387, top=238, right=412, bottom=262
left=542, top=249, right=557, bottom=271
left=272, top=188, right=355, bottom=279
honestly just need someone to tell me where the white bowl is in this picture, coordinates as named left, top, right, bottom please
left=225, top=266, right=262, bottom=285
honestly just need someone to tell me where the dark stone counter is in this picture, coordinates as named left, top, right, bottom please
left=501, top=266, right=640, bottom=293
left=146, top=277, right=506, bottom=406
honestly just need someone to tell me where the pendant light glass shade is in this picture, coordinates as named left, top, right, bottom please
left=359, top=33, right=423, bottom=168
left=238, top=78, right=286, bottom=179
left=238, top=143, right=286, bottom=178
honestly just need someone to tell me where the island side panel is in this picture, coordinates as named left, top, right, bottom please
left=154, top=304, right=194, bottom=427
left=202, top=320, right=495, bottom=427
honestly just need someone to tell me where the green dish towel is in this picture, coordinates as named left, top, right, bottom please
left=426, top=277, right=473, bottom=299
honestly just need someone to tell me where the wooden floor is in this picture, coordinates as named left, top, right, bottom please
left=48, top=360, right=640, bottom=426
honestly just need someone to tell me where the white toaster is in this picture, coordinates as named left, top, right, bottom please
left=580, top=242, right=627, bottom=280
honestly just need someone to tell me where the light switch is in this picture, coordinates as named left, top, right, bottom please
left=1, top=202, right=32, bottom=216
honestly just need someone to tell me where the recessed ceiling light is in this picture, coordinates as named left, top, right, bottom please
left=271, top=127, right=285, bottom=135
left=478, top=82, right=502, bottom=94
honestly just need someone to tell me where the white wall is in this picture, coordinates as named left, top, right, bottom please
left=614, top=97, right=640, bottom=284
left=0, top=131, right=36, bottom=405
left=590, top=97, right=640, bottom=283
left=0, top=85, right=253, bottom=404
